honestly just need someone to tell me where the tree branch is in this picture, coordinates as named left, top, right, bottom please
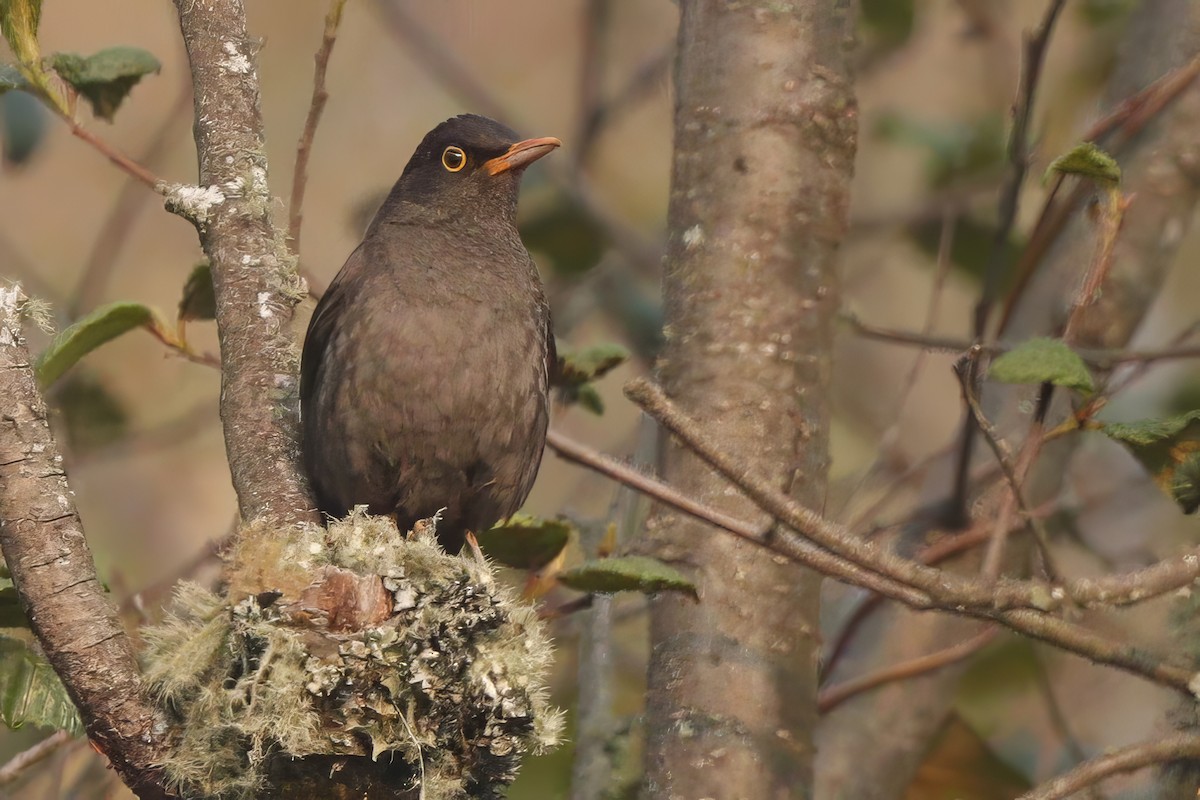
left=0, top=287, right=172, bottom=799
left=171, top=0, right=319, bottom=529
left=1018, top=733, right=1200, bottom=800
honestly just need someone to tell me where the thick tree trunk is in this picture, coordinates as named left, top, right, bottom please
left=641, top=2, right=857, bottom=797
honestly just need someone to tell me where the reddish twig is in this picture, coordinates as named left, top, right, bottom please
left=818, top=627, right=998, bottom=714
left=69, top=79, right=193, bottom=319
left=288, top=0, right=349, bottom=254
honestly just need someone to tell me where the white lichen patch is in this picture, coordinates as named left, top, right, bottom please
left=682, top=224, right=705, bottom=250
left=163, top=183, right=226, bottom=226
left=257, top=292, right=273, bottom=319
left=221, top=41, right=252, bottom=75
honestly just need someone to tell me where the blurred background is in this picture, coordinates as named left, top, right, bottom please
left=2, top=0, right=1199, bottom=797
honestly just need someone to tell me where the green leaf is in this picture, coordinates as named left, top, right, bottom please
left=36, top=301, right=156, bottom=389
left=0, top=634, right=83, bottom=735
left=1101, top=411, right=1200, bottom=513
left=178, top=260, right=216, bottom=323
left=477, top=514, right=573, bottom=570
left=558, top=556, right=697, bottom=599
left=1045, top=142, right=1121, bottom=185
left=0, top=0, right=42, bottom=64
left=988, top=338, right=1094, bottom=393
left=49, top=47, right=160, bottom=122
left=555, top=342, right=630, bottom=415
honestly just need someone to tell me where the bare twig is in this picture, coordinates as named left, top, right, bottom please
left=0, top=731, right=75, bottom=788
left=1018, top=733, right=1200, bottom=800
left=623, top=378, right=1197, bottom=692
left=954, top=358, right=1059, bottom=581
left=289, top=0, right=350, bottom=253
left=573, top=0, right=611, bottom=168
left=579, top=45, right=671, bottom=155
left=0, top=287, right=172, bottom=799
left=950, top=0, right=1069, bottom=527
left=545, top=429, right=931, bottom=608
left=841, top=211, right=958, bottom=520
left=69, top=79, right=193, bottom=319
left=1030, top=647, right=1100, bottom=798
left=818, top=627, right=998, bottom=714
left=60, top=112, right=163, bottom=190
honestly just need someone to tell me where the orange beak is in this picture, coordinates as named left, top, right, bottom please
left=483, top=136, right=562, bottom=176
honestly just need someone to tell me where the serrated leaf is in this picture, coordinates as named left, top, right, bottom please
left=477, top=514, right=573, bottom=570
left=49, top=47, right=160, bottom=122
left=1, top=0, right=41, bottom=64
left=989, top=338, right=1094, bottom=393
left=558, top=556, right=697, bottom=599
left=178, top=260, right=216, bottom=323
left=0, top=634, right=83, bottom=736
left=35, top=301, right=156, bottom=389
left=1045, top=141, right=1121, bottom=185
left=1101, top=410, right=1200, bottom=513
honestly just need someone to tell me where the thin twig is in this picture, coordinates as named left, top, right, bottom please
left=1018, top=733, right=1200, bottom=800
left=824, top=500, right=1057, bottom=681
left=62, top=113, right=163, bottom=190
left=622, top=379, right=1197, bottom=692
left=289, top=0, right=350, bottom=253
left=954, top=358, right=1060, bottom=582
left=840, top=211, right=958, bottom=521
left=579, top=45, right=671, bottom=155
left=573, top=0, right=611, bottom=168
left=0, top=731, right=75, bottom=788
left=1030, top=647, right=1103, bottom=800
left=818, top=627, right=998, bottom=714
left=951, top=0, right=1069, bottom=527
left=545, top=429, right=932, bottom=608
left=847, top=315, right=1200, bottom=368
left=69, top=79, right=193, bottom=319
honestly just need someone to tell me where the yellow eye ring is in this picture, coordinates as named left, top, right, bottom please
left=441, top=146, right=467, bottom=172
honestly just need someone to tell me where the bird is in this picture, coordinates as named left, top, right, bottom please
left=299, top=114, right=559, bottom=553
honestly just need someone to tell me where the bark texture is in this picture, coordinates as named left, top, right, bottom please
left=641, top=2, right=857, bottom=797
left=817, top=1, right=1200, bottom=796
left=0, top=288, right=172, bottom=800
left=172, top=0, right=318, bottom=529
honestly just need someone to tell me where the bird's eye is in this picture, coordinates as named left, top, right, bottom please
left=441, top=146, right=467, bottom=172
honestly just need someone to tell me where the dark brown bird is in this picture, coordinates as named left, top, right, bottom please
left=300, top=114, right=559, bottom=552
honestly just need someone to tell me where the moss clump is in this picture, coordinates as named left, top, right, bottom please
left=142, top=512, right=562, bottom=799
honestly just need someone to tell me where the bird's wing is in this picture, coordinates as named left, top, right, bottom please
left=300, top=244, right=363, bottom=407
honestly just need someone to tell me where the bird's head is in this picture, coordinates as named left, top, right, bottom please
left=381, top=114, right=560, bottom=227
